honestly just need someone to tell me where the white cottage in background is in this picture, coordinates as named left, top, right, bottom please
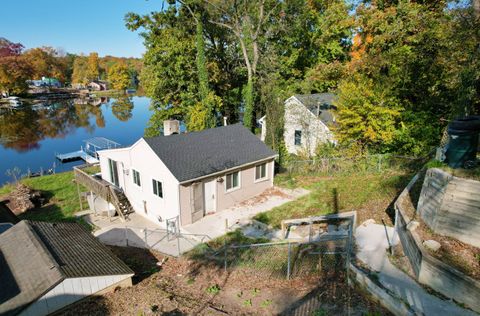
left=96, top=123, right=277, bottom=228
left=284, top=93, right=337, bottom=156
left=0, top=221, right=133, bottom=316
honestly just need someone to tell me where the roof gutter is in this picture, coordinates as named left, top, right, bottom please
left=179, top=154, right=278, bottom=185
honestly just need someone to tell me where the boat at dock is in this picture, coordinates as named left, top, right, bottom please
left=56, top=137, right=121, bottom=164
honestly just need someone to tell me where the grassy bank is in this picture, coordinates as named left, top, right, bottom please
left=0, top=171, right=86, bottom=222
left=254, top=170, right=413, bottom=228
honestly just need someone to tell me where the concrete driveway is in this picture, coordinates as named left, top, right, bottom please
left=181, top=187, right=309, bottom=240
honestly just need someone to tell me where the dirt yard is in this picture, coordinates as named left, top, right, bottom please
left=60, top=246, right=390, bottom=316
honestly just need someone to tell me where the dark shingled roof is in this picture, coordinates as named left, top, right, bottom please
left=294, top=93, right=337, bottom=125
left=0, top=221, right=63, bottom=316
left=0, top=201, right=19, bottom=226
left=0, top=221, right=133, bottom=316
left=144, top=123, right=277, bottom=182
left=30, top=221, right=134, bottom=278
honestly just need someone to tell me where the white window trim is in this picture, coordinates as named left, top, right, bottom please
left=132, top=169, right=141, bottom=187
left=254, top=162, right=269, bottom=183
left=225, top=170, right=241, bottom=193
left=152, top=178, right=163, bottom=199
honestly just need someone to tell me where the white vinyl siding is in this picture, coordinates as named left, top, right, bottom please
left=255, top=163, right=267, bottom=181
left=225, top=171, right=240, bottom=191
left=132, top=169, right=141, bottom=187
left=152, top=179, right=163, bottom=198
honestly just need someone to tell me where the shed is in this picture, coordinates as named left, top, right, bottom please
left=0, top=221, right=134, bottom=316
left=0, top=201, right=18, bottom=234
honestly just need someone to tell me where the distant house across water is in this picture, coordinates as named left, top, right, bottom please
left=88, top=80, right=109, bottom=91
left=27, top=77, right=62, bottom=88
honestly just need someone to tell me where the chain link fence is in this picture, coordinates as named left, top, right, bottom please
left=96, top=225, right=210, bottom=257
left=220, top=233, right=352, bottom=280
left=284, top=154, right=425, bottom=176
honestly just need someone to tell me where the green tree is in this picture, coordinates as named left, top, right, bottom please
left=108, top=63, right=130, bottom=90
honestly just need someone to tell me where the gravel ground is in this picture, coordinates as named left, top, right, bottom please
left=59, top=246, right=391, bottom=316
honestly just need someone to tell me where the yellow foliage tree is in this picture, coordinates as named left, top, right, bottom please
left=87, top=52, right=99, bottom=81
left=107, top=63, right=130, bottom=90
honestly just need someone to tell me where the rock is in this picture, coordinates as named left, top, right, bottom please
left=423, top=240, right=441, bottom=252
left=407, top=221, right=420, bottom=231
left=360, top=219, right=376, bottom=227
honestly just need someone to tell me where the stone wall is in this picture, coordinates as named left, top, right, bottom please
left=418, top=168, right=480, bottom=248
left=395, top=172, right=480, bottom=313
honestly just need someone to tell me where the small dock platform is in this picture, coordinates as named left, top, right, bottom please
left=56, top=137, right=120, bottom=164
left=56, top=150, right=99, bottom=163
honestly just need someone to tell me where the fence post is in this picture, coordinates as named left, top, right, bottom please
left=177, top=233, right=181, bottom=257
left=223, top=240, right=228, bottom=273
left=125, top=225, right=129, bottom=247
left=287, top=242, right=292, bottom=280
left=144, top=229, right=148, bottom=248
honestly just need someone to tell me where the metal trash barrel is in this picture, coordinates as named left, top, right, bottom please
left=445, top=116, right=480, bottom=168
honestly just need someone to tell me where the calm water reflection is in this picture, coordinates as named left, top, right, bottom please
left=0, top=96, right=152, bottom=185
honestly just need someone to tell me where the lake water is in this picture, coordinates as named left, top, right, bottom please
left=0, top=96, right=152, bottom=185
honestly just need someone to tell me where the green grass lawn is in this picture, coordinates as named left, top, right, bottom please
left=254, top=170, right=413, bottom=228
left=0, top=171, right=87, bottom=222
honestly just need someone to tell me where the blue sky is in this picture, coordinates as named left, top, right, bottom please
left=1, top=0, right=164, bottom=58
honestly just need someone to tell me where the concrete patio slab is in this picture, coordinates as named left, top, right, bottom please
left=181, top=187, right=309, bottom=240
left=84, top=213, right=204, bottom=257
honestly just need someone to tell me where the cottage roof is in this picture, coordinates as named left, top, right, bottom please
left=0, top=221, right=133, bottom=315
left=144, top=123, right=277, bottom=182
left=0, top=201, right=19, bottom=226
left=293, top=93, right=337, bottom=125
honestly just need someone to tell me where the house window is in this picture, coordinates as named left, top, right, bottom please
left=294, top=130, right=302, bottom=146
left=132, top=169, right=141, bottom=187
left=152, top=179, right=163, bottom=198
left=226, top=171, right=240, bottom=191
left=108, top=159, right=119, bottom=187
left=255, top=163, right=267, bottom=181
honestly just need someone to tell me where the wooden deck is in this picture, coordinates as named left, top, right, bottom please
left=73, top=164, right=132, bottom=222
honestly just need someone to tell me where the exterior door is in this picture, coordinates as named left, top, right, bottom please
left=204, top=180, right=216, bottom=213
left=191, top=183, right=204, bottom=223
left=108, top=158, right=119, bottom=187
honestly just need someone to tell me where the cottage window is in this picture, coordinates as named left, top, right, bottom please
left=152, top=179, right=163, bottom=198
left=226, top=171, right=240, bottom=191
left=255, top=163, right=267, bottom=180
left=294, top=130, right=302, bottom=146
left=132, top=169, right=141, bottom=187
left=108, top=159, right=119, bottom=187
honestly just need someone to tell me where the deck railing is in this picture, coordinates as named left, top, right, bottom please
left=73, top=163, right=127, bottom=221
left=74, top=164, right=111, bottom=200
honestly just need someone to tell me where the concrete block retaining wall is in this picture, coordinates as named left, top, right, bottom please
left=395, top=171, right=480, bottom=313
left=418, top=168, right=480, bottom=248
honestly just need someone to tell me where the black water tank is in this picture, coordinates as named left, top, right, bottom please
left=445, top=116, right=480, bottom=168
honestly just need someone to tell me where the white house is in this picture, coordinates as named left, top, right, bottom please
left=283, top=93, right=337, bottom=156
left=96, top=123, right=277, bottom=228
left=0, top=221, right=134, bottom=316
